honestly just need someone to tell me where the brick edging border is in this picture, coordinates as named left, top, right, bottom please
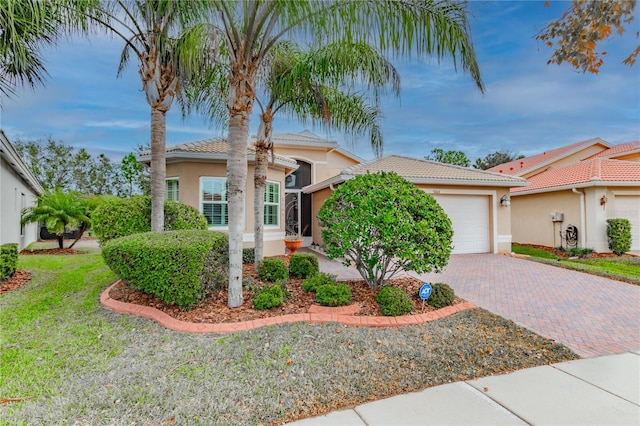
left=100, top=281, right=477, bottom=334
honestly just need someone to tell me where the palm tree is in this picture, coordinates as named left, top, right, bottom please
left=198, top=0, right=484, bottom=308
left=0, top=0, right=94, bottom=98
left=21, top=191, right=90, bottom=249
left=87, top=0, right=209, bottom=232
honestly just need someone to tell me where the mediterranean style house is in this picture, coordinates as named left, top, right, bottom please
left=0, top=130, right=43, bottom=250
left=490, top=138, right=640, bottom=252
left=140, top=131, right=527, bottom=257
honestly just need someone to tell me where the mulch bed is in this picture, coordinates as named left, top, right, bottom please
left=20, top=248, right=85, bottom=256
left=0, top=270, right=32, bottom=295
left=514, top=243, right=639, bottom=259
left=109, top=260, right=463, bottom=324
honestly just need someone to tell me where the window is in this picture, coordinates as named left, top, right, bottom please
left=264, top=181, right=279, bottom=226
left=166, top=178, right=179, bottom=201
left=201, top=177, right=227, bottom=226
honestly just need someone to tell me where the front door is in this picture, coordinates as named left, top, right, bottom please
left=285, top=160, right=313, bottom=246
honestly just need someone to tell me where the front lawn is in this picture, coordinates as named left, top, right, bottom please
left=512, top=244, right=640, bottom=284
left=1, top=252, right=577, bottom=425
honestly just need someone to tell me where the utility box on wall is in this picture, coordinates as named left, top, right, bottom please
left=552, top=212, right=564, bottom=222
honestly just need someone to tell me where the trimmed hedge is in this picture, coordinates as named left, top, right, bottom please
left=257, top=258, right=288, bottom=283
left=92, top=196, right=207, bottom=244
left=102, top=230, right=228, bottom=308
left=315, top=283, right=352, bottom=307
left=302, top=272, right=336, bottom=292
left=426, top=283, right=455, bottom=309
left=289, top=253, right=319, bottom=278
left=0, top=243, right=18, bottom=281
left=607, top=219, right=632, bottom=255
left=252, top=284, right=288, bottom=310
left=376, top=286, right=413, bottom=316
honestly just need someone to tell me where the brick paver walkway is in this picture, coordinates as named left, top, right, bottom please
left=414, top=254, right=640, bottom=358
left=311, top=250, right=640, bottom=358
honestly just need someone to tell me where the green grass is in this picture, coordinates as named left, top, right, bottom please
left=511, top=244, right=558, bottom=260
left=0, top=253, right=134, bottom=399
left=512, top=244, right=640, bottom=284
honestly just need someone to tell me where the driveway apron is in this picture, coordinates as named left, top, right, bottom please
left=415, top=254, right=640, bottom=358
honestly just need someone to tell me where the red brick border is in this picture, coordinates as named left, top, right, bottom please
left=100, top=281, right=477, bottom=334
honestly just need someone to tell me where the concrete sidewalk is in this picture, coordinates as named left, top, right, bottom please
left=287, top=349, right=640, bottom=425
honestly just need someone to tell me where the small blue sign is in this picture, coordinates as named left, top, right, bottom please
left=419, top=283, right=432, bottom=300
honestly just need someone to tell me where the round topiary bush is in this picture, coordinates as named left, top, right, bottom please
left=101, top=230, right=228, bottom=308
left=315, top=283, right=352, bottom=307
left=289, top=252, right=319, bottom=278
left=317, top=172, right=453, bottom=288
left=252, top=284, right=288, bottom=310
left=302, top=272, right=337, bottom=292
left=92, top=196, right=207, bottom=244
left=257, top=257, right=288, bottom=283
left=426, top=283, right=455, bottom=309
left=376, top=286, right=413, bottom=316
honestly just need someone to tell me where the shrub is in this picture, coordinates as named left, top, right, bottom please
left=252, top=284, right=288, bottom=310
left=102, top=230, right=228, bottom=308
left=317, top=172, right=453, bottom=288
left=289, top=253, right=319, bottom=278
left=257, top=257, right=288, bottom=283
left=607, top=219, right=632, bottom=255
left=92, top=196, right=207, bottom=243
left=302, top=272, right=337, bottom=292
left=0, top=243, right=18, bottom=281
left=426, top=283, right=455, bottom=309
left=242, top=248, right=255, bottom=264
left=376, top=286, right=413, bottom=316
left=315, top=283, right=352, bottom=307
left=567, top=247, right=593, bottom=258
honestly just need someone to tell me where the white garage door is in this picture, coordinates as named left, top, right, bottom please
left=431, top=194, right=490, bottom=254
left=614, top=196, right=640, bottom=251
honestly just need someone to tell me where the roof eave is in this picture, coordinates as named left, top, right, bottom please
left=0, top=130, right=44, bottom=194
left=511, top=180, right=640, bottom=196
left=138, top=151, right=299, bottom=170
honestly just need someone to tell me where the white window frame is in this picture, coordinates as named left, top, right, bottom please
left=264, top=180, right=280, bottom=227
left=165, top=178, right=179, bottom=201
left=200, top=177, right=228, bottom=228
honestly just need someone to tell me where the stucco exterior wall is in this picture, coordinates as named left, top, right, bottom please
left=275, top=146, right=359, bottom=183
left=0, top=157, right=40, bottom=250
left=166, top=161, right=287, bottom=255
left=511, top=190, right=582, bottom=249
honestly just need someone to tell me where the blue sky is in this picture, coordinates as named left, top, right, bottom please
left=1, top=1, right=639, bottom=163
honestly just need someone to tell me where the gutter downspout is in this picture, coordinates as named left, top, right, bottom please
left=572, top=188, right=586, bottom=248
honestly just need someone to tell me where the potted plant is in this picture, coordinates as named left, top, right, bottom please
left=284, top=233, right=303, bottom=255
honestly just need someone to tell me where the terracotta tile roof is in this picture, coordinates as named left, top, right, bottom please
left=268, top=130, right=337, bottom=146
left=512, top=158, right=640, bottom=193
left=584, top=141, right=640, bottom=159
left=342, top=155, right=527, bottom=186
left=163, top=138, right=297, bottom=165
left=488, top=137, right=610, bottom=176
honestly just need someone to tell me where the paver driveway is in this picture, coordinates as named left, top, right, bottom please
left=414, top=254, right=640, bottom=358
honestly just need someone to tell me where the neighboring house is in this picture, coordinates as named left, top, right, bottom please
left=140, top=131, right=527, bottom=256
left=490, top=138, right=640, bottom=252
left=0, top=130, right=43, bottom=250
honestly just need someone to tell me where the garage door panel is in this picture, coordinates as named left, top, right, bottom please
left=613, top=196, right=640, bottom=251
left=431, top=194, right=490, bottom=254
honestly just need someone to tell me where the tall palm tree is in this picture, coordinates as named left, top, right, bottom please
left=87, top=0, right=209, bottom=232
left=197, top=0, right=484, bottom=308
left=21, top=190, right=90, bottom=249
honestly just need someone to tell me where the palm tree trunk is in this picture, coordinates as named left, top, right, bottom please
left=57, top=235, right=64, bottom=249
left=253, top=108, right=273, bottom=268
left=150, top=107, right=167, bottom=232
left=227, top=110, right=250, bottom=308
left=67, top=222, right=88, bottom=249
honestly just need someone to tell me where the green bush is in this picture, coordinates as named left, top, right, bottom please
left=376, top=286, right=413, bottom=316
left=102, top=230, right=228, bottom=308
left=317, top=172, right=453, bottom=288
left=92, top=196, right=207, bottom=244
left=242, top=248, right=255, bottom=264
left=302, top=272, right=336, bottom=292
left=315, top=283, right=352, bottom=307
left=607, top=219, right=632, bottom=255
left=252, top=284, right=288, bottom=310
left=289, top=253, right=319, bottom=278
left=257, top=257, right=288, bottom=283
left=0, top=243, right=18, bottom=281
left=426, top=283, right=455, bottom=309
left=568, top=247, right=594, bottom=258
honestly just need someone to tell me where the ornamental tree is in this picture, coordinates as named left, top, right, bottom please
left=317, top=172, right=453, bottom=288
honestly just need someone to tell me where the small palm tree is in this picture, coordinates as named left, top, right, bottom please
left=21, top=191, right=90, bottom=249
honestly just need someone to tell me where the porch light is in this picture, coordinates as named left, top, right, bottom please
left=500, top=195, right=511, bottom=207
